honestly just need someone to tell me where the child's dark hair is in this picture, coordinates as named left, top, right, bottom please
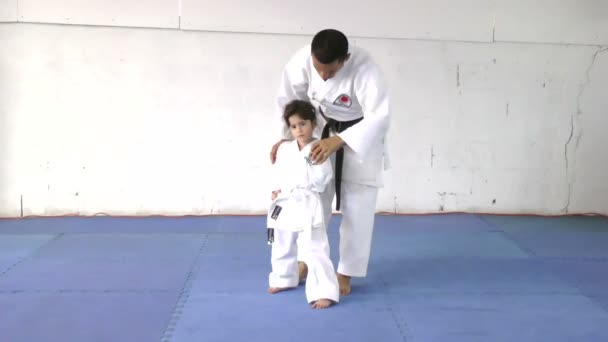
left=283, top=100, right=316, bottom=126
left=311, top=29, right=349, bottom=64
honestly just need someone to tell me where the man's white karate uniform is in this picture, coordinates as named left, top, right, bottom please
left=275, top=44, right=390, bottom=278
left=267, top=139, right=339, bottom=304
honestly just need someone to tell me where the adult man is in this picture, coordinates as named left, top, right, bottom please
left=270, top=29, right=390, bottom=295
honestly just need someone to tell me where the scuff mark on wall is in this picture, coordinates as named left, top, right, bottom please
left=393, top=196, right=398, bottom=214
left=437, top=191, right=459, bottom=212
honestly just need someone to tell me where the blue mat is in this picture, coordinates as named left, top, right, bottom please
left=0, top=234, right=57, bottom=259
left=0, top=234, right=57, bottom=276
left=482, top=215, right=608, bottom=257
left=371, top=231, right=530, bottom=259
left=33, top=233, right=206, bottom=261
left=0, top=292, right=178, bottom=342
left=374, top=213, right=493, bottom=233
left=544, top=259, right=608, bottom=295
left=189, top=256, right=269, bottom=295
left=393, top=293, right=608, bottom=342
left=591, top=296, right=608, bottom=312
left=373, top=259, right=577, bottom=294
left=168, top=292, right=406, bottom=342
left=481, top=215, right=608, bottom=233
left=0, top=258, right=194, bottom=292
left=0, top=214, right=607, bottom=342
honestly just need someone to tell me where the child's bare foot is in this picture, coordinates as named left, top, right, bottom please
left=298, top=261, right=308, bottom=283
left=268, top=287, right=294, bottom=294
left=311, top=298, right=333, bottom=309
left=337, top=273, right=351, bottom=296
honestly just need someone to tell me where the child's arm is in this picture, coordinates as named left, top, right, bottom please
left=270, top=145, right=284, bottom=199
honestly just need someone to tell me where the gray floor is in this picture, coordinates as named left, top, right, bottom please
left=1, top=214, right=607, bottom=341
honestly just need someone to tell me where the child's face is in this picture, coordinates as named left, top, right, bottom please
left=288, top=114, right=315, bottom=146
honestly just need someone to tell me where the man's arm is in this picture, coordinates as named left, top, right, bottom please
left=275, top=47, right=311, bottom=140
left=337, top=62, right=390, bottom=159
left=270, top=47, right=311, bottom=163
left=310, top=60, right=389, bottom=164
left=308, top=157, right=333, bottom=193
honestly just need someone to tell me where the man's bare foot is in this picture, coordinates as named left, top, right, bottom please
left=268, top=287, right=294, bottom=294
left=298, top=261, right=308, bottom=283
left=311, top=298, right=333, bottom=309
left=337, top=273, right=351, bottom=296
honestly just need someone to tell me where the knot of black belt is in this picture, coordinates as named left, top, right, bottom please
left=319, top=108, right=363, bottom=211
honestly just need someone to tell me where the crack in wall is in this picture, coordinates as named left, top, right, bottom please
left=563, top=46, right=608, bottom=213
left=492, top=13, right=496, bottom=42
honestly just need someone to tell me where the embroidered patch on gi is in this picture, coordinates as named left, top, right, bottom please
left=304, top=156, right=313, bottom=165
left=270, top=205, right=282, bottom=220
left=333, top=94, right=352, bottom=108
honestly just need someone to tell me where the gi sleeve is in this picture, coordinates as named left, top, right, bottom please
left=308, top=158, right=333, bottom=193
left=271, top=144, right=285, bottom=192
left=337, top=62, right=390, bottom=159
left=275, top=48, right=311, bottom=140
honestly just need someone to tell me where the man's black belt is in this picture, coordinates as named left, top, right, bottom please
left=319, top=108, right=363, bottom=211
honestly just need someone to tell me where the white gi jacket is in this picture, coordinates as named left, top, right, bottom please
left=275, top=44, right=391, bottom=187
left=267, top=140, right=333, bottom=232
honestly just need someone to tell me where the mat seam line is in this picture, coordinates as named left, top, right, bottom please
left=160, top=234, right=208, bottom=342
left=477, top=215, right=539, bottom=257
left=380, top=271, right=411, bottom=342
left=0, top=233, right=65, bottom=278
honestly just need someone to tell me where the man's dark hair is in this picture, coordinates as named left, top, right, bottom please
left=283, top=100, right=316, bottom=126
left=311, top=29, right=349, bottom=64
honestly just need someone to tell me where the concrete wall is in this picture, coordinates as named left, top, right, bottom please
left=1, top=1, right=607, bottom=216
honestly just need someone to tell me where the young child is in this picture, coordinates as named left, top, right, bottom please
left=266, top=99, right=339, bottom=309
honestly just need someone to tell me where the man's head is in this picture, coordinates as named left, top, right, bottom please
left=311, top=29, right=350, bottom=81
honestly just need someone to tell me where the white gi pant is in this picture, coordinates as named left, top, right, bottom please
left=320, top=179, right=378, bottom=277
left=269, top=226, right=339, bottom=304
left=295, top=155, right=380, bottom=278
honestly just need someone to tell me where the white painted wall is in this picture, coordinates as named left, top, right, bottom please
left=0, top=0, right=18, bottom=22
left=181, top=0, right=495, bottom=42
left=495, top=0, right=608, bottom=45
left=17, top=0, right=179, bottom=28
left=1, top=1, right=607, bottom=217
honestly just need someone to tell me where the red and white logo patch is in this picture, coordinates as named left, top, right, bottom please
left=333, top=94, right=352, bottom=108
